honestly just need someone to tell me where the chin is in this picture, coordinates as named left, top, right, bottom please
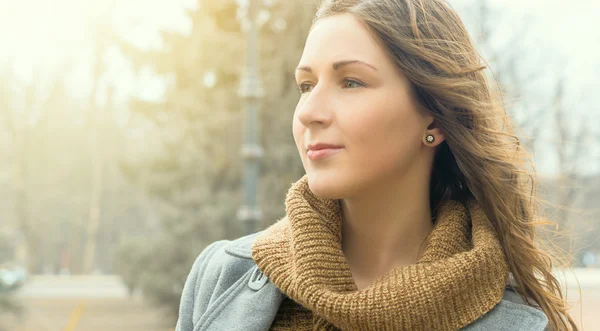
left=306, top=171, right=348, bottom=199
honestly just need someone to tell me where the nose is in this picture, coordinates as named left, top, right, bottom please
left=296, top=85, right=333, bottom=128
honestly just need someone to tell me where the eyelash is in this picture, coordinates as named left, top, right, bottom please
left=296, top=78, right=365, bottom=94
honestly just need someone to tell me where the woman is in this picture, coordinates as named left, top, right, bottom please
left=176, top=0, right=578, bottom=330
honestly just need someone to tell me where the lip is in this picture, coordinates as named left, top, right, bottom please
left=307, top=142, right=344, bottom=151
left=307, top=147, right=343, bottom=160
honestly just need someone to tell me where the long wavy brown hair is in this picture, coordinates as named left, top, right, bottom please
left=313, top=0, right=580, bottom=330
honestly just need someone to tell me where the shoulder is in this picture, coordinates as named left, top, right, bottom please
left=462, top=285, right=549, bottom=331
left=189, top=229, right=266, bottom=281
left=176, top=230, right=267, bottom=331
left=190, top=230, right=265, bottom=292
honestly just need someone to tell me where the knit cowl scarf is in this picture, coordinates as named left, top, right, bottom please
left=251, top=175, right=510, bottom=331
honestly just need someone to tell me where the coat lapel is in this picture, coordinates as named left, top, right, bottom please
left=196, top=232, right=285, bottom=331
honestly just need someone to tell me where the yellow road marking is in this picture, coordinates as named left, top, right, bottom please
left=64, top=301, right=87, bottom=331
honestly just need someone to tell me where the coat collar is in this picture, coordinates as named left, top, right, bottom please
left=223, top=229, right=263, bottom=259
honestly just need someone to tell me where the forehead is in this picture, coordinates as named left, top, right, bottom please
left=300, top=13, right=389, bottom=68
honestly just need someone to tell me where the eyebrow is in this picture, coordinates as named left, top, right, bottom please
left=295, top=60, right=378, bottom=73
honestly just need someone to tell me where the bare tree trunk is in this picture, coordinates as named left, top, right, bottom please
left=552, top=79, right=587, bottom=232
left=12, top=80, right=40, bottom=273
left=82, top=123, right=104, bottom=274
left=13, top=125, right=35, bottom=272
left=82, top=41, right=107, bottom=274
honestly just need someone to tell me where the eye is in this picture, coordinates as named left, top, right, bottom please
left=296, top=78, right=365, bottom=95
left=297, top=82, right=314, bottom=94
left=343, top=79, right=364, bottom=89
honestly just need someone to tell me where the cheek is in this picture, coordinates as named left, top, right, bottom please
left=292, top=109, right=300, bottom=141
left=346, top=101, right=422, bottom=172
left=292, top=116, right=306, bottom=157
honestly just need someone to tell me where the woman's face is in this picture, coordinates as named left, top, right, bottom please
left=293, top=13, right=442, bottom=199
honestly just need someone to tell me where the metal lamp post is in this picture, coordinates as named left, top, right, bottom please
left=236, top=0, right=265, bottom=235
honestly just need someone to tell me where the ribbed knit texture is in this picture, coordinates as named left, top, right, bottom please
left=269, top=297, right=314, bottom=330
left=252, top=174, right=510, bottom=331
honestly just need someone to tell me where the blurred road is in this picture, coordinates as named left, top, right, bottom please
left=553, top=268, right=600, bottom=330
left=0, top=275, right=173, bottom=331
left=563, top=284, right=600, bottom=330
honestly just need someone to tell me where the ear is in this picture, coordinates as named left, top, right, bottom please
left=424, top=117, right=445, bottom=146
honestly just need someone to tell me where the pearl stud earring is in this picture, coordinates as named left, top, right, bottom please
left=425, top=134, right=435, bottom=144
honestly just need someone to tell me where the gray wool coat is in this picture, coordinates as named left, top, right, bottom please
left=175, top=230, right=549, bottom=331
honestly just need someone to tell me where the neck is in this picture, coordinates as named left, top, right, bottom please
left=340, top=172, right=433, bottom=288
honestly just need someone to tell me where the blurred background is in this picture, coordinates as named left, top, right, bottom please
left=0, top=0, right=598, bottom=330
